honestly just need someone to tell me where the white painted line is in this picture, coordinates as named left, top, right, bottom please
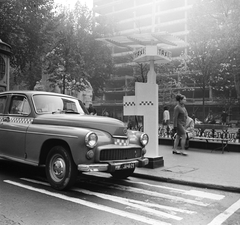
left=4, top=180, right=170, bottom=225
left=72, top=187, right=183, bottom=220
left=129, top=181, right=225, bottom=200
left=207, top=198, right=240, bottom=225
left=21, top=178, right=50, bottom=186
left=86, top=173, right=225, bottom=200
left=22, top=176, right=208, bottom=206
left=21, top=177, right=195, bottom=215
left=93, top=181, right=209, bottom=206
left=128, top=199, right=196, bottom=215
left=186, top=190, right=224, bottom=201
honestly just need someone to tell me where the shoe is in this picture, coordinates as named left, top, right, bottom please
left=180, top=151, right=188, bottom=156
left=172, top=150, right=181, bottom=154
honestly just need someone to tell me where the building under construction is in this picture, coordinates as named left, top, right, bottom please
left=92, top=0, right=240, bottom=125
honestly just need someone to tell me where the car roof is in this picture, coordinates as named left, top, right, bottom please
left=0, top=90, right=77, bottom=99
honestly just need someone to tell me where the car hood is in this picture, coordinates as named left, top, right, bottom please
left=32, top=114, right=127, bottom=137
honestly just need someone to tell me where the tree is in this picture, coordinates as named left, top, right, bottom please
left=0, top=0, right=56, bottom=89
left=186, top=0, right=240, bottom=120
left=44, top=1, right=114, bottom=97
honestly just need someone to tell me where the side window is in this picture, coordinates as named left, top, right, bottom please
left=9, top=96, right=31, bottom=115
left=0, top=96, right=7, bottom=114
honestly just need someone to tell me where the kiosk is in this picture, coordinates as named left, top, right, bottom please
left=97, top=32, right=187, bottom=168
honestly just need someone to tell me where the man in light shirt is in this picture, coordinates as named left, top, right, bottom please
left=163, top=106, right=170, bottom=129
left=185, top=116, right=195, bottom=149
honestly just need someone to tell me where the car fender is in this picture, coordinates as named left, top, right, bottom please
left=25, top=124, right=93, bottom=166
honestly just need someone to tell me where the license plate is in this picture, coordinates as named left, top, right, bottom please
left=115, top=163, right=135, bottom=170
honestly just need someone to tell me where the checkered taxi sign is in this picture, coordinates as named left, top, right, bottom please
left=0, top=116, right=33, bottom=124
left=114, top=138, right=129, bottom=146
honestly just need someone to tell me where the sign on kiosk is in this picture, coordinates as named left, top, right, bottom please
left=134, top=47, right=146, bottom=59
left=157, top=47, right=172, bottom=59
left=133, top=45, right=171, bottom=63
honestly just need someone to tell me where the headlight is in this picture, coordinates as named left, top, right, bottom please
left=140, top=133, right=149, bottom=146
left=85, top=132, right=98, bottom=148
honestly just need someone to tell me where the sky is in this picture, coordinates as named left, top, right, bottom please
left=54, top=0, right=93, bottom=9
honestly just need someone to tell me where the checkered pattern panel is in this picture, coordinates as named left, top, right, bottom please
left=114, top=138, right=129, bottom=146
left=10, top=117, right=33, bottom=124
left=124, top=102, right=135, bottom=107
left=139, top=101, right=154, bottom=106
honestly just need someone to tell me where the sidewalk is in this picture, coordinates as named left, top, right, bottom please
left=134, top=145, right=240, bottom=193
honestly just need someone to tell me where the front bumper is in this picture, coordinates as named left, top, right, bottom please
left=78, top=158, right=149, bottom=172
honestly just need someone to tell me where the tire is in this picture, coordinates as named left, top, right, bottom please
left=46, top=145, right=77, bottom=190
left=110, top=168, right=135, bottom=179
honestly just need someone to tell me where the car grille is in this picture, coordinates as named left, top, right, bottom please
left=100, top=148, right=142, bottom=161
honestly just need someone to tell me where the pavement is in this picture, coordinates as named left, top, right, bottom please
left=133, top=145, right=240, bottom=193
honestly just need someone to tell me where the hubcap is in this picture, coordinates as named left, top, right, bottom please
left=51, top=157, right=66, bottom=181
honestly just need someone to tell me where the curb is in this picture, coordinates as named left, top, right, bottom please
left=132, top=173, right=240, bottom=193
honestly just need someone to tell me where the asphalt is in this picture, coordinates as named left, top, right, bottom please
left=133, top=144, right=240, bottom=193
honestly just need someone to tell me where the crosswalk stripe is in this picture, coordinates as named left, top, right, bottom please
left=86, top=172, right=224, bottom=201
left=4, top=180, right=170, bottom=225
left=85, top=180, right=209, bottom=206
left=21, top=178, right=196, bottom=215
left=207, top=198, right=240, bottom=225
left=22, top=176, right=209, bottom=206
left=72, top=187, right=183, bottom=221
left=125, top=180, right=225, bottom=200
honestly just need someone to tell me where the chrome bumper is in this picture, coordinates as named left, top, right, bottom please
left=78, top=158, right=149, bottom=172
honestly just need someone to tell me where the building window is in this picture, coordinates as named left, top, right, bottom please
left=0, top=56, right=5, bottom=80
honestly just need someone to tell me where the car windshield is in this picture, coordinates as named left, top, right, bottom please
left=33, top=94, right=86, bottom=114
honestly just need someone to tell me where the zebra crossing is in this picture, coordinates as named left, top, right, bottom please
left=3, top=173, right=236, bottom=225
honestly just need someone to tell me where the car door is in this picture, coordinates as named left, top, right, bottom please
left=0, top=94, right=7, bottom=155
left=0, top=94, right=32, bottom=160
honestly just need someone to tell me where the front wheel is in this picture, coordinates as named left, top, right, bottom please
left=46, top=145, right=77, bottom=190
left=110, top=168, right=135, bottom=179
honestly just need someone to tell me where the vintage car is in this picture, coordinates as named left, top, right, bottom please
left=0, top=91, right=149, bottom=190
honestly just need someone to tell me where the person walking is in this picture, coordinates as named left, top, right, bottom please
left=173, top=94, right=188, bottom=155
left=163, top=106, right=170, bottom=129
left=221, top=110, right=228, bottom=125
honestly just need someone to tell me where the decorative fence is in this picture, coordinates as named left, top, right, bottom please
left=158, top=126, right=240, bottom=144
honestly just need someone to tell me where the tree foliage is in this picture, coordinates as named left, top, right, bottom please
left=185, top=0, right=240, bottom=118
left=0, top=0, right=56, bottom=89
left=0, top=0, right=114, bottom=97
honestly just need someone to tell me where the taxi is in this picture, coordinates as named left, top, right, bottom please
left=0, top=91, right=149, bottom=190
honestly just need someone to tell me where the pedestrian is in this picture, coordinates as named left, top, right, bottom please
left=127, top=117, right=134, bottom=130
left=184, top=116, right=195, bottom=149
left=205, top=110, right=214, bottom=124
left=191, top=113, right=196, bottom=124
left=221, top=110, right=228, bottom=125
left=172, top=94, right=188, bottom=155
left=88, top=103, right=97, bottom=115
left=163, top=106, right=170, bottom=129
left=103, top=111, right=109, bottom=117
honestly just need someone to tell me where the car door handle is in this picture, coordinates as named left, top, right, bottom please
left=3, top=117, right=10, bottom=122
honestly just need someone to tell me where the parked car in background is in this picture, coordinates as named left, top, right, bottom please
left=0, top=91, right=149, bottom=190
